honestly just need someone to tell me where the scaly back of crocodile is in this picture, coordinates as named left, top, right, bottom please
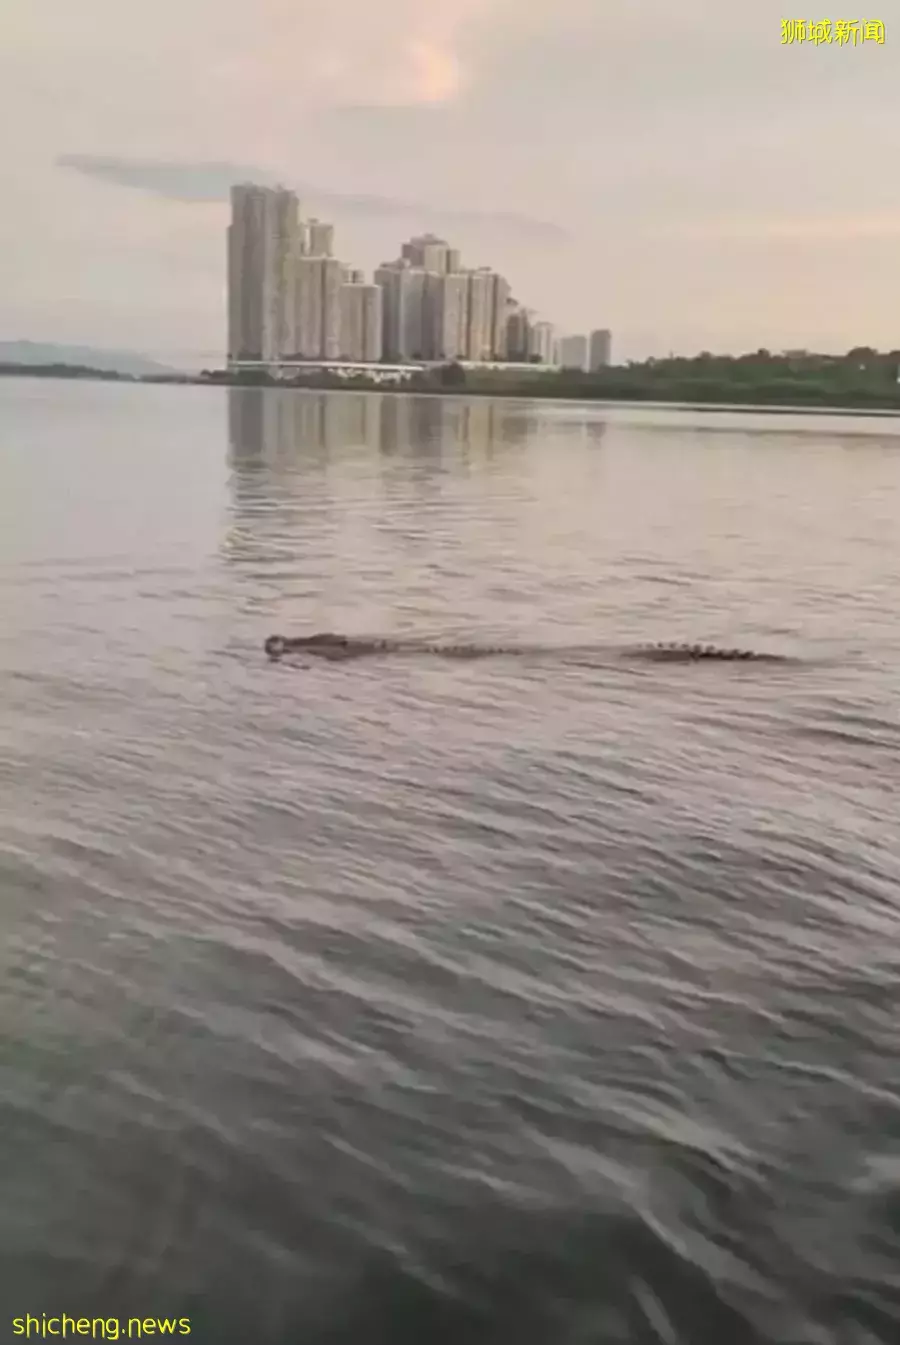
left=264, top=634, right=790, bottom=664
left=629, top=642, right=784, bottom=662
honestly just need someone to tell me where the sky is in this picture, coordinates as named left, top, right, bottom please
left=2, top=0, right=899, bottom=364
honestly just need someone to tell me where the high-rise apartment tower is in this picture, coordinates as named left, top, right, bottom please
left=339, top=283, right=384, bottom=362
left=227, top=183, right=300, bottom=360
left=589, top=328, right=612, bottom=369
left=559, top=334, right=589, bottom=371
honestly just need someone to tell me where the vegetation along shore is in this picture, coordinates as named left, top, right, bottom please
left=5, top=347, right=900, bottom=414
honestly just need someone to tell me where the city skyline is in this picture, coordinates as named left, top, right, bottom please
left=227, top=184, right=611, bottom=370
left=6, top=4, right=897, bottom=365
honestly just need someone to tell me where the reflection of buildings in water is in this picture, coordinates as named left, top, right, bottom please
left=227, top=386, right=323, bottom=484
left=227, top=386, right=384, bottom=476
left=224, top=388, right=391, bottom=571
left=374, top=398, right=462, bottom=503
left=372, top=397, right=519, bottom=489
left=374, top=396, right=580, bottom=465
left=385, top=398, right=608, bottom=459
left=585, top=415, right=608, bottom=445
left=227, top=387, right=607, bottom=478
left=225, top=388, right=328, bottom=573
left=225, top=391, right=505, bottom=471
left=498, top=403, right=608, bottom=449
left=221, top=387, right=610, bottom=607
left=376, top=396, right=456, bottom=464
left=224, top=387, right=610, bottom=560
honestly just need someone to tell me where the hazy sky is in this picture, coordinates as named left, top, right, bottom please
left=3, top=0, right=899, bottom=362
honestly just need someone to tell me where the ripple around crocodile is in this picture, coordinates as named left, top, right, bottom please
left=263, top=634, right=796, bottom=665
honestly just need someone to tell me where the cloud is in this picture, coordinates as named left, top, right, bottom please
left=653, top=214, right=900, bottom=243
left=56, top=155, right=278, bottom=202
left=56, top=154, right=569, bottom=243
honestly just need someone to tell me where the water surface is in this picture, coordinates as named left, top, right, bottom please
left=2, top=380, right=900, bottom=1343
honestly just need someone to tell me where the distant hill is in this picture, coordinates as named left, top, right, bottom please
left=0, top=341, right=174, bottom=377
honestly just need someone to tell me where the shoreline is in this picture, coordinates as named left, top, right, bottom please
left=4, top=366, right=900, bottom=420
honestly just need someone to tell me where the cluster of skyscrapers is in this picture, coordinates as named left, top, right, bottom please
left=227, top=184, right=611, bottom=370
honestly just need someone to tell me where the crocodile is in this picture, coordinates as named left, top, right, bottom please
left=263, top=633, right=791, bottom=664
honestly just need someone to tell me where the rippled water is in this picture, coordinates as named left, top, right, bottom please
left=3, top=379, right=900, bottom=1343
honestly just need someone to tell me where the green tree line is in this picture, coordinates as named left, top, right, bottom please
left=207, top=347, right=900, bottom=408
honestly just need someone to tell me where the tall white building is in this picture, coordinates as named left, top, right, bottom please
left=294, top=255, right=343, bottom=358
left=339, top=283, right=383, bottom=362
left=322, top=260, right=343, bottom=359
left=490, top=274, right=512, bottom=359
left=402, top=268, right=429, bottom=359
left=427, top=272, right=469, bottom=360
left=506, top=306, right=533, bottom=361
left=227, top=183, right=300, bottom=360
left=374, top=261, right=424, bottom=360
left=293, top=257, right=322, bottom=358
left=589, top=328, right=612, bottom=369
left=374, top=262, right=401, bottom=359
left=227, top=189, right=564, bottom=371
left=305, top=219, right=334, bottom=257
left=465, top=269, right=495, bottom=361
left=272, top=190, right=301, bottom=357
left=559, top=334, right=589, bottom=371
left=528, top=320, right=556, bottom=364
left=401, top=233, right=451, bottom=274
left=378, top=259, right=451, bottom=359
